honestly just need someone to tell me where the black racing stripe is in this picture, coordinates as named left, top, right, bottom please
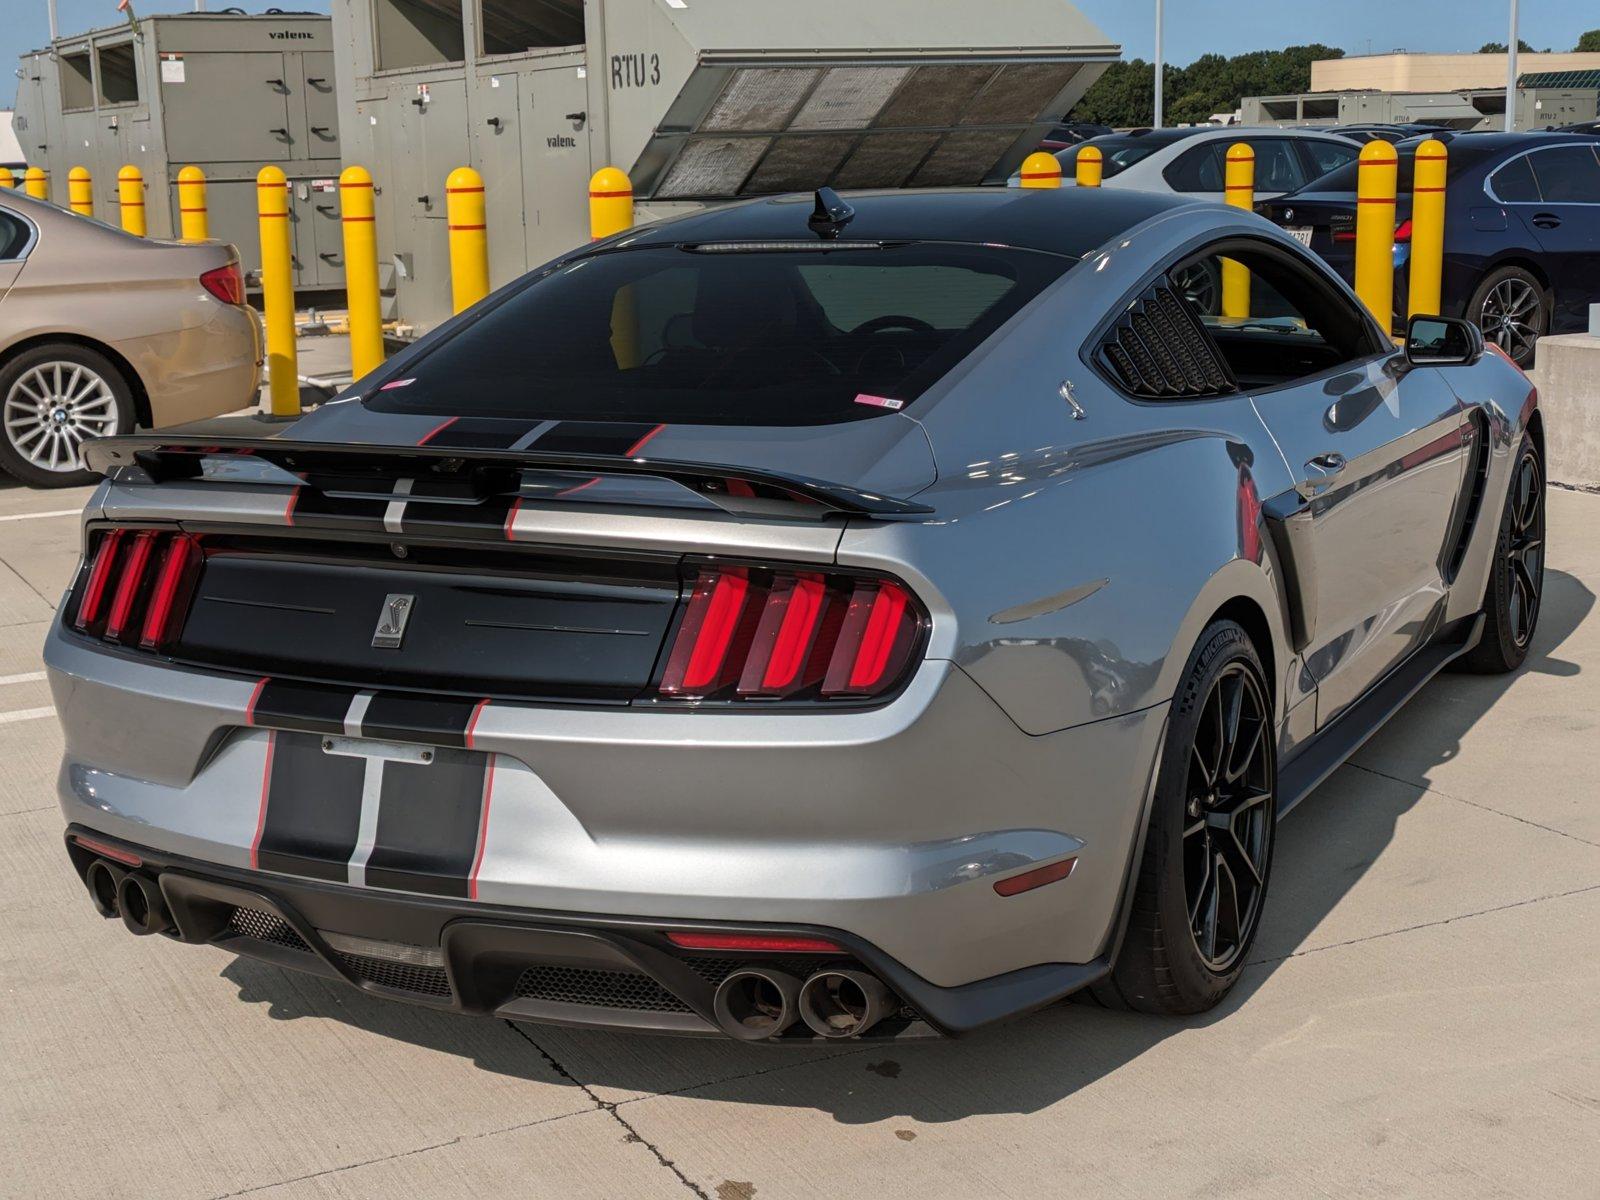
left=256, top=732, right=365, bottom=883
left=289, top=486, right=388, bottom=534
left=362, top=749, right=487, bottom=898
left=401, top=497, right=518, bottom=541
left=253, top=680, right=357, bottom=734
left=533, top=421, right=659, bottom=456
left=360, top=693, right=480, bottom=748
left=421, top=418, right=538, bottom=451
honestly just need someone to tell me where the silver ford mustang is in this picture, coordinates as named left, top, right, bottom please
left=48, top=186, right=1543, bottom=1042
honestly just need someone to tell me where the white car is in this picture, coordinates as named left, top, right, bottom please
left=1018, top=127, right=1363, bottom=203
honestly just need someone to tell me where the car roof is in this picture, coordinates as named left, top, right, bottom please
left=607, top=187, right=1206, bottom=261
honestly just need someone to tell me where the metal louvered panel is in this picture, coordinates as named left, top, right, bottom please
left=1097, top=279, right=1236, bottom=401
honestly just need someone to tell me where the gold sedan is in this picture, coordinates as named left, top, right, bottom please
left=0, top=188, right=261, bottom=487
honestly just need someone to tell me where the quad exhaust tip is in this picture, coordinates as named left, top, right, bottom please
left=84, top=859, right=126, bottom=919
left=798, top=968, right=893, bottom=1040
left=712, top=968, right=803, bottom=1042
left=115, top=871, right=174, bottom=938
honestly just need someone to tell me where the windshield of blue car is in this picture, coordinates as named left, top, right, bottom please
left=1296, top=138, right=1505, bottom=195
left=365, top=243, right=1070, bottom=426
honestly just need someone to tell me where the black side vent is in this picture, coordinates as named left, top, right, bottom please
left=1098, top=278, right=1236, bottom=401
left=1443, top=409, right=1492, bottom=583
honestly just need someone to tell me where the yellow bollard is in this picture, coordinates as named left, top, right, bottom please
left=0, top=169, right=12, bottom=189
left=23, top=167, right=48, bottom=200
left=588, top=167, right=634, bottom=241
left=1222, top=143, right=1255, bottom=320
left=1354, top=140, right=1399, bottom=331
left=256, top=165, right=300, bottom=417
left=446, top=166, right=489, bottom=314
left=1018, top=151, right=1063, bottom=190
left=117, top=165, right=146, bottom=237
left=68, top=166, right=94, bottom=218
left=339, top=165, right=385, bottom=380
left=1075, top=145, right=1103, bottom=188
left=1408, top=139, right=1448, bottom=319
left=177, top=166, right=209, bottom=241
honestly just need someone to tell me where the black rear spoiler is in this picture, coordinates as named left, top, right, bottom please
left=84, top=435, right=933, bottom=519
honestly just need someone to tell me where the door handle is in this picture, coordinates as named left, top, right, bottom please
left=1306, top=452, right=1347, bottom=477
left=1531, top=212, right=1562, bottom=229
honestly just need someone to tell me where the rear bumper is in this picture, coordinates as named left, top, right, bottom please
left=47, top=620, right=1168, bottom=997
left=64, top=828, right=1114, bottom=1039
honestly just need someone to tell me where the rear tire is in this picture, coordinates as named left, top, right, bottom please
left=1459, top=436, right=1545, bottom=674
left=1093, top=620, right=1276, bottom=1015
left=1467, top=266, right=1547, bottom=369
left=0, top=343, right=133, bottom=488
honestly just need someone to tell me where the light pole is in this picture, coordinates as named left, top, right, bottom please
left=1505, top=0, right=1519, bottom=132
left=47, top=0, right=58, bottom=40
left=1153, top=0, right=1165, bottom=128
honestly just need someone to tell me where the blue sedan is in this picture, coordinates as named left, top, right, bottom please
left=1258, top=132, right=1600, bottom=364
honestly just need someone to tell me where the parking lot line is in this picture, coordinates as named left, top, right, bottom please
left=0, top=707, right=56, bottom=725
left=0, top=671, right=47, bottom=686
left=0, top=509, right=83, bottom=523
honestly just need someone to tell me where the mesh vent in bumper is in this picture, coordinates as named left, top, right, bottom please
left=228, top=906, right=312, bottom=954
left=514, top=965, right=692, bottom=1013
left=338, top=952, right=453, bottom=998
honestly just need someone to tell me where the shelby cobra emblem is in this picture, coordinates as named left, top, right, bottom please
left=371, top=594, right=414, bottom=649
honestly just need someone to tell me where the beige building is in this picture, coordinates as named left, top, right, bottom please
left=1312, top=52, right=1600, bottom=93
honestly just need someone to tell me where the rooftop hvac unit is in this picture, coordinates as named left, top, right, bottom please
left=332, top=0, right=1118, bottom=334
left=14, top=12, right=343, bottom=292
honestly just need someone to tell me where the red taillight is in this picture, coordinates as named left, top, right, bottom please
left=200, top=263, right=245, bottom=306
left=71, top=528, right=203, bottom=648
left=658, top=564, right=922, bottom=703
left=73, top=529, right=124, bottom=631
left=1333, top=220, right=1408, bottom=244
left=659, top=568, right=752, bottom=696
left=105, top=531, right=158, bottom=640
left=666, top=932, right=845, bottom=953
left=140, top=534, right=201, bottom=649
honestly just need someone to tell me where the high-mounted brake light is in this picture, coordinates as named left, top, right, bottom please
left=71, top=528, right=204, bottom=647
left=199, top=263, right=245, bottom=306
left=658, top=563, right=923, bottom=703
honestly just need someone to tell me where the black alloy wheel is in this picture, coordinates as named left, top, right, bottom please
left=1460, top=437, right=1546, bottom=675
left=1503, top=448, right=1545, bottom=651
left=1092, top=619, right=1277, bottom=1016
left=1182, top=662, right=1274, bottom=973
left=1469, top=267, right=1547, bottom=368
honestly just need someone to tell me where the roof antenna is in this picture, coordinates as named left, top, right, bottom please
left=808, top=188, right=855, bottom=240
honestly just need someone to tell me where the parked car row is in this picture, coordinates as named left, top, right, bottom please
left=1259, top=131, right=1600, bottom=364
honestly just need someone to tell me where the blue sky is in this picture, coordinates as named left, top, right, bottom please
left=4, top=0, right=1598, bottom=110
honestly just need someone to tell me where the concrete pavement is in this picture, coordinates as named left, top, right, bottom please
left=0, top=479, right=1596, bottom=1199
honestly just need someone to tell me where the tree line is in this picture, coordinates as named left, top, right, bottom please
left=1073, top=32, right=1600, bottom=128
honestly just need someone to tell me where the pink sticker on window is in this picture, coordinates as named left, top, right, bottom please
left=854, top=394, right=904, bottom=410
left=379, top=378, right=415, bottom=390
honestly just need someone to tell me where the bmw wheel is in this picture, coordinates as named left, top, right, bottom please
left=1093, top=620, right=1276, bottom=1015
left=1460, top=436, right=1545, bottom=674
left=1468, top=266, right=1548, bottom=369
left=0, top=344, right=133, bottom=488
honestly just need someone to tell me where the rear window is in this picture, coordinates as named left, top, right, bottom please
left=1057, top=134, right=1184, bottom=179
left=367, top=244, right=1068, bottom=426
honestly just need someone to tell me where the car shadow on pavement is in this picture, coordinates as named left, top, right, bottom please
left=216, top=568, right=1593, bottom=1124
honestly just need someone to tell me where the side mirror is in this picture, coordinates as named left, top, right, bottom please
left=1405, top=315, right=1483, bottom=366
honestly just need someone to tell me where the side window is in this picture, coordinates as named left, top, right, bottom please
left=1489, top=155, right=1541, bottom=203
left=1172, top=242, right=1384, bottom=390
left=1248, top=140, right=1307, bottom=193
left=1527, top=146, right=1600, bottom=203
left=1163, top=143, right=1226, bottom=192
left=1301, top=139, right=1358, bottom=180
left=0, top=213, right=29, bottom=260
